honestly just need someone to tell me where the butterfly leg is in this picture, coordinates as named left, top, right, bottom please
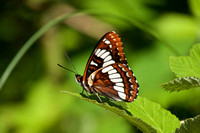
left=81, top=89, right=90, bottom=99
left=81, top=89, right=85, bottom=94
left=85, top=91, right=89, bottom=98
left=94, top=92, right=102, bottom=102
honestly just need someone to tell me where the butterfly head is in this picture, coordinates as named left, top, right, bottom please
left=75, top=74, right=82, bottom=85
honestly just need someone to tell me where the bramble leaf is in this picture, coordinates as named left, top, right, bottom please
left=62, top=91, right=180, bottom=133
left=161, top=77, right=200, bottom=92
left=175, top=115, right=200, bottom=133
left=169, top=43, right=200, bottom=78
left=128, top=97, right=180, bottom=133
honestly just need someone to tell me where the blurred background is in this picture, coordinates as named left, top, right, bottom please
left=0, top=0, right=199, bottom=132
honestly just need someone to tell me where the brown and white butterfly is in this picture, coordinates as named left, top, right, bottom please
left=71, top=31, right=139, bottom=102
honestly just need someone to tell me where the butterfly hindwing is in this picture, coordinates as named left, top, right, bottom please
left=88, top=63, right=139, bottom=102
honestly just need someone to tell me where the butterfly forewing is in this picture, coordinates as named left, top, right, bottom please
left=83, top=31, right=127, bottom=82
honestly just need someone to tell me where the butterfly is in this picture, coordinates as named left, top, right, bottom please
left=74, top=31, right=139, bottom=102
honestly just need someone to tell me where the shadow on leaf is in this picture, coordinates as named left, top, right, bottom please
left=80, top=93, right=132, bottom=116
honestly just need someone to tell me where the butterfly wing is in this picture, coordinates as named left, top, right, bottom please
left=82, top=31, right=139, bottom=102
left=82, top=31, right=127, bottom=83
left=88, top=63, right=139, bottom=102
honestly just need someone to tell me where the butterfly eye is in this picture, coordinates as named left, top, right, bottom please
left=75, top=75, right=82, bottom=85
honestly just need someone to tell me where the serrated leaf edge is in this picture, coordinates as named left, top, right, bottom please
left=161, top=77, right=200, bottom=92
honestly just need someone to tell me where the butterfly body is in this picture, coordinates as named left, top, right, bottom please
left=75, top=31, right=139, bottom=102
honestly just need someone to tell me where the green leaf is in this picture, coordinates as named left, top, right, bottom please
left=128, top=97, right=180, bottom=133
left=62, top=91, right=180, bottom=133
left=175, top=115, right=200, bottom=133
left=169, top=43, right=200, bottom=78
left=161, top=77, right=200, bottom=92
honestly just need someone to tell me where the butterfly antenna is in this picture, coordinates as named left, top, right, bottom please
left=64, top=51, right=78, bottom=74
left=57, top=64, right=77, bottom=74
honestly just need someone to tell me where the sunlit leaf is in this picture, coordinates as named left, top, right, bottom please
left=128, top=97, right=180, bottom=133
left=169, top=43, right=200, bottom=78
left=161, top=77, right=200, bottom=92
left=62, top=91, right=180, bottom=133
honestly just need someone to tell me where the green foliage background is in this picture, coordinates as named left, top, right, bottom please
left=0, top=0, right=199, bottom=132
